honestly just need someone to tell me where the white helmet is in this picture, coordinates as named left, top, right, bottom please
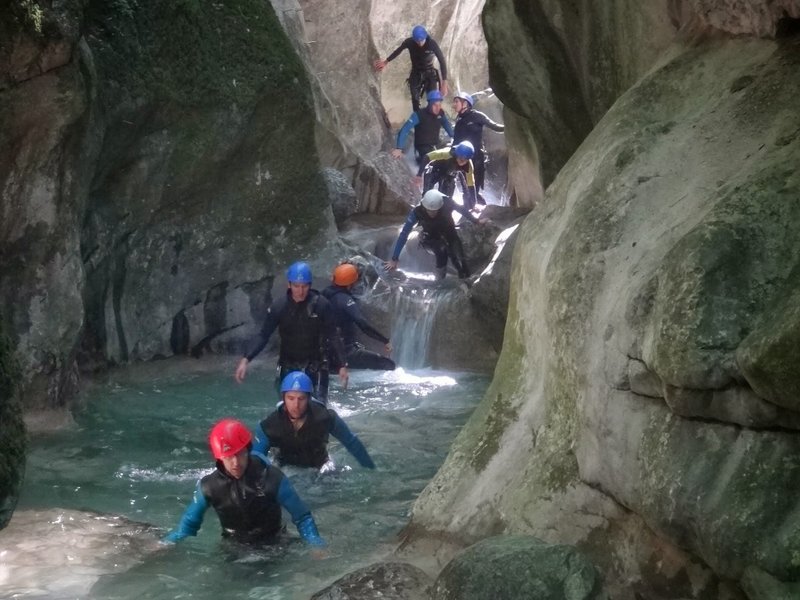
left=421, top=189, right=445, bottom=210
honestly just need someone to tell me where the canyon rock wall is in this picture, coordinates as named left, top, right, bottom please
left=408, top=2, right=800, bottom=598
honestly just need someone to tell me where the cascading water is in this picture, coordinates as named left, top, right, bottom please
left=390, top=284, right=455, bottom=370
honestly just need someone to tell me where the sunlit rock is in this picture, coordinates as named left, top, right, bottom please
left=0, top=509, right=161, bottom=598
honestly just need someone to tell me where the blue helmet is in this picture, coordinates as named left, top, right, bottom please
left=412, top=25, right=427, bottom=42
left=454, top=91, right=474, bottom=107
left=280, top=371, right=313, bottom=394
left=426, top=90, right=443, bottom=103
left=286, top=261, right=312, bottom=284
left=453, top=141, right=475, bottom=159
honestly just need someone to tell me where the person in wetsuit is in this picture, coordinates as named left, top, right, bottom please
left=163, top=418, right=325, bottom=547
left=423, top=141, right=479, bottom=211
left=392, top=90, right=453, bottom=186
left=385, top=188, right=483, bottom=281
left=253, top=371, right=376, bottom=470
left=234, top=261, right=347, bottom=403
left=374, top=25, right=448, bottom=112
left=452, top=91, right=505, bottom=203
left=322, top=263, right=396, bottom=371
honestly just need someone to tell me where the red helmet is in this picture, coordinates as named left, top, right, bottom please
left=209, top=419, right=252, bottom=459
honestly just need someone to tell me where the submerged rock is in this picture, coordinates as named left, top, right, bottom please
left=311, top=561, right=433, bottom=600
left=431, top=535, right=605, bottom=600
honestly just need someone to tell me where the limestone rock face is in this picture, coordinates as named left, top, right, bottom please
left=310, top=562, right=433, bottom=600
left=409, top=34, right=800, bottom=599
left=431, top=535, right=605, bottom=600
left=0, top=0, right=342, bottom=410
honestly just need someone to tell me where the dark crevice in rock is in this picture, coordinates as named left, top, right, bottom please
left=169, top=310, right=189, bottom=356
left=190, top=322, right=245, bottom=359
left=111, top=244, right=128, bottom=363
left=775, top=15, right=800, bottom=38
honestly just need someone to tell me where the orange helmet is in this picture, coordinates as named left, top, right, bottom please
left=332, top=263, right=359, bottom=287
left=209, top=419, right=252, bottom=459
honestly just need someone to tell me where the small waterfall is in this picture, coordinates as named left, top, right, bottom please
left=390, top=284, right=454, bottom=369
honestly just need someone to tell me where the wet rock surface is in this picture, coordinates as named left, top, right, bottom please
left=310, top=561, right=433, bottom=600
left=431, top=535, right=606, bottom=600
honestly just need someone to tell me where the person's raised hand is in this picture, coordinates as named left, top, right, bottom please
left=339, top=367, right=349, bottom=390
left=391, top=148, right=403, bottom=159
left=384, top=259, right=398, bottom=272
left=373, top=59, right=387, bottom=72
left=384, top=342, right=393, bottom=356
left=440, top=80, right=448, bottom=97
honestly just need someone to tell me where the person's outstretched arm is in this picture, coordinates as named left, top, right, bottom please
left=428, top=37, right=448, bottom=86
left=163, top=481, right=208, bottom=543
left=395, top=112, right=420, bottom=152
left=387, top=210, right=420, bottom=268
left=475, top=110, right=505, bottom=132
left=276, top=476, right=326, bottom=546
left=235, top=297, right=285, bottom=382
left=342, top=297, right=389, bottom=344
left=330, top=412, right=376, bottom=469
left=252, top=423, right=272, bottom=456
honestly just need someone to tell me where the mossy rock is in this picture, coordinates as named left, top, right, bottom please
left=0, top=317, right=26, bottom=530
left=432, top=535, right=606, bottom=600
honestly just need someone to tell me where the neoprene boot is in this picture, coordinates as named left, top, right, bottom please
left=435, top=266, right=447, bottom=280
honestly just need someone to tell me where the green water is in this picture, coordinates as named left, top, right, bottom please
left=9, top=360, right=487, bottom=599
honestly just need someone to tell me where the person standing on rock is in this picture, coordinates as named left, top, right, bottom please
left=234, top=261, right=348, bottom=403
left=385, top=189, right=484, bottom=281
left=423, top=141, right=479, bottom=211
left=322, top=262, right=396, bottom=371
left=452, top=91, right=505, bottom=204
left=253, top=371, right=376, bottom=472
left=374, top=25, right=449, bottom=112
left=392, top=90, right=454, bottom=187
left=163, top=418, right=326, bottom=548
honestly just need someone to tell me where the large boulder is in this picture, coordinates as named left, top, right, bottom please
left=407, top=32, right=800, bottom=599
left=431, top=535, right=605, bottom=600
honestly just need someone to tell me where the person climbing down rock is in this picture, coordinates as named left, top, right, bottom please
left=163, top=418, right=325, bottom=547
left=234, top=261, right=348, bottom=403
left=452, top=91, right=505, bottom=203
left=385, top=189, right=486, bottom=281
left=423, top=141, right=479, bottom=211
left=322, top=263, right=396, bottom=372
left=392, top=89, right=454, bottom=188
left=374, top=25, right=448, bottom=112
left=253, top=371, right=376, bottom=471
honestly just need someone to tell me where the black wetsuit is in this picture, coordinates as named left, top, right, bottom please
left=165, top=451, right=324, bottom=545
left=322, top=284, right=396, bottom=371
left=244, top=290, right=345, bottom=402
left=255, top=401, right=375, bottom=469
left=391, top=197, right=478, bottom=279
left=386, top=37, right=448, bottom=112
left=453, top=108, right=505, bottom=193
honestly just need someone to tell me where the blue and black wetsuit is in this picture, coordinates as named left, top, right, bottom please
left=396, top=107, right=454, bottom=173
left=321, top=284, right=396, bottom=371
left=391, top=197, right=478, bottom=279
left=386, top=37, right=448, bottom=112
left=164, top=451, right=324, bottom=546
left=253, top=400, right=375, bottom=469
left=453, top=108, right=505, bottom=193
left=244, top=289, right=346, bottom=402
